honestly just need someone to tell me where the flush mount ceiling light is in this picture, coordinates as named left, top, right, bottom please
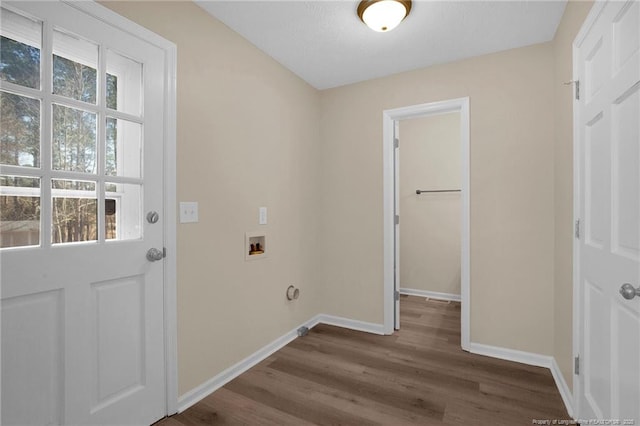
left=357, top=0, right=412, bottom=33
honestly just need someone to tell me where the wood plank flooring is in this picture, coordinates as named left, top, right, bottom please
left=156, top=295, right=569, bottom=425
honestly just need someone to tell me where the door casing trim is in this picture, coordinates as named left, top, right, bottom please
left=382, top=97, right=470, bottom=350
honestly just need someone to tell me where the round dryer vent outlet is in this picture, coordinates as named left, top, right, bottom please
left=286, top=285, right=300, bottom=301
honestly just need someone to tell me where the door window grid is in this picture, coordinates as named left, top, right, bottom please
left=0, top=175, right=40, bottom=248
left=0, top=7, right=144, bottom=248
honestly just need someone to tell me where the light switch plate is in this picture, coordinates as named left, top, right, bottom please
left=259, top=207, right=267, bottom=225
left=180, top=202, right=198, bottom=223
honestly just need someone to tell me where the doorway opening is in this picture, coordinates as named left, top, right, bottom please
left=382, top=98, right=470, bottom=351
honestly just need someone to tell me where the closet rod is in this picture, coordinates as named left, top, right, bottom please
left=416, top=189, right=461, bottom=194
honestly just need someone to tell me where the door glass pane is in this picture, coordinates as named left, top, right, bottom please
left=52, top=29, right=97, bottom=104
left=52, top=104, right=96, bottom=173
left=106, top=118, right=141, bottom=178
left=106, top=49, right=141, bottom=115
left=0, top=175, right=40, bottom=248
left=52, top=179, right=97, bottom=244
left=106, top=73, right=117, bottom=110
left=105, top=183, right=141, bottom=241
left=1, top=91, right=40, bottom=167
left=0, top=9, right=41, bottom=89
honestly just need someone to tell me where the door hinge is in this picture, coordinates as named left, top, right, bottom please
left=575, top=80, right=580, bottom=100
left=394, top=138, right=399, bottom=149
left=395, top=290, right=400, bottom=301
left=575, top=219, right=580, bottom=239
left=395, top=215, right=399, bottom=225
left=574, top=355, right=580, bottom=375
left=163, top=247, right=167, bottom=258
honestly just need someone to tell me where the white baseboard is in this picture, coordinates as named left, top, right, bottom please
left=550, top=357, right=574, bottom=418
left=399, top=288, right=461, bottom=302
left=468, top=342, right=552, bottom=368
left=317, top=314, right=386, bottom=335
left=177, top=314, right=322, bottom=412
left=176, top=313, right=384, bottom=412
left=177, top=316, right=573, bottom=419
left=469, top=342, right=574, bottom=418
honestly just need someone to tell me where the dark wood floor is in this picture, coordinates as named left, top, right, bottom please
left=157, top=295, right=569, bottom=425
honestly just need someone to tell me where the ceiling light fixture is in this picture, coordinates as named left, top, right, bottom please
left=357, top=0, right=412, bottom=33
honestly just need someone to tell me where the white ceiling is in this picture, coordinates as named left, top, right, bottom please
left=195, top=0, right=568, bottom=90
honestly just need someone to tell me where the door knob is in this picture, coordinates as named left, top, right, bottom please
left=619, top=283, right=640, bottom=300
left=146, top=248, right=164, bottom=262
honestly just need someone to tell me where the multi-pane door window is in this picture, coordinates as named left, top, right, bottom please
left=0, top=7, right=143, bottom=248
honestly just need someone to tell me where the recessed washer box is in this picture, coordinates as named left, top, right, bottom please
left=245, top=231, right=266, bottom=261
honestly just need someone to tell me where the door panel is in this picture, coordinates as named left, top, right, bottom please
left=584, top=111, right=608, bottom=249
left=92, top=275, right=145, bottom=411
left=577, top=0, right=640, bottom=421
left=612, top=1, right=638, bottom=71
left=0, top=2, right=167, bottom=424
left=613, top=304, right=640, bottom=420
left=611, top=84, right=639, bottom=259
left=585, top=37, right=606, bottom=101
left=584, top=279, right=611, bottom=418
left=1, top=290, right=64, bottom=426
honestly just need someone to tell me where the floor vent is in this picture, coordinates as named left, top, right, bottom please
left=425, top=298, right=452, bottom=305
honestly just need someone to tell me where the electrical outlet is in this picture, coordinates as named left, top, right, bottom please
left=179, top=202, right=198, bottom=223
left=259, top=207, right=267, bottom=225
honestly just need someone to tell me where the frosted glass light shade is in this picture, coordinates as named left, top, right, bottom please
left=358, top=0, right=411, bottom=32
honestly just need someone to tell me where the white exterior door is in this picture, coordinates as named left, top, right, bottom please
left=1, top=2, right=168, bottom=424
left=575, top=0, right=640, bottom=421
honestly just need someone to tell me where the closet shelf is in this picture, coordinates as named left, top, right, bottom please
left=416, top=189, right=461, bottom=194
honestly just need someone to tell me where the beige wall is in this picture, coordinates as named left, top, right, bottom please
left=102, top=2, right=322, bottom=395
left=399, top=113, right=461, bottom=296
left=319, top=43, right=556, bottom=354
left=102, top=0, right=593, bottom=400
left=552, top=0, right=594, bottom=392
